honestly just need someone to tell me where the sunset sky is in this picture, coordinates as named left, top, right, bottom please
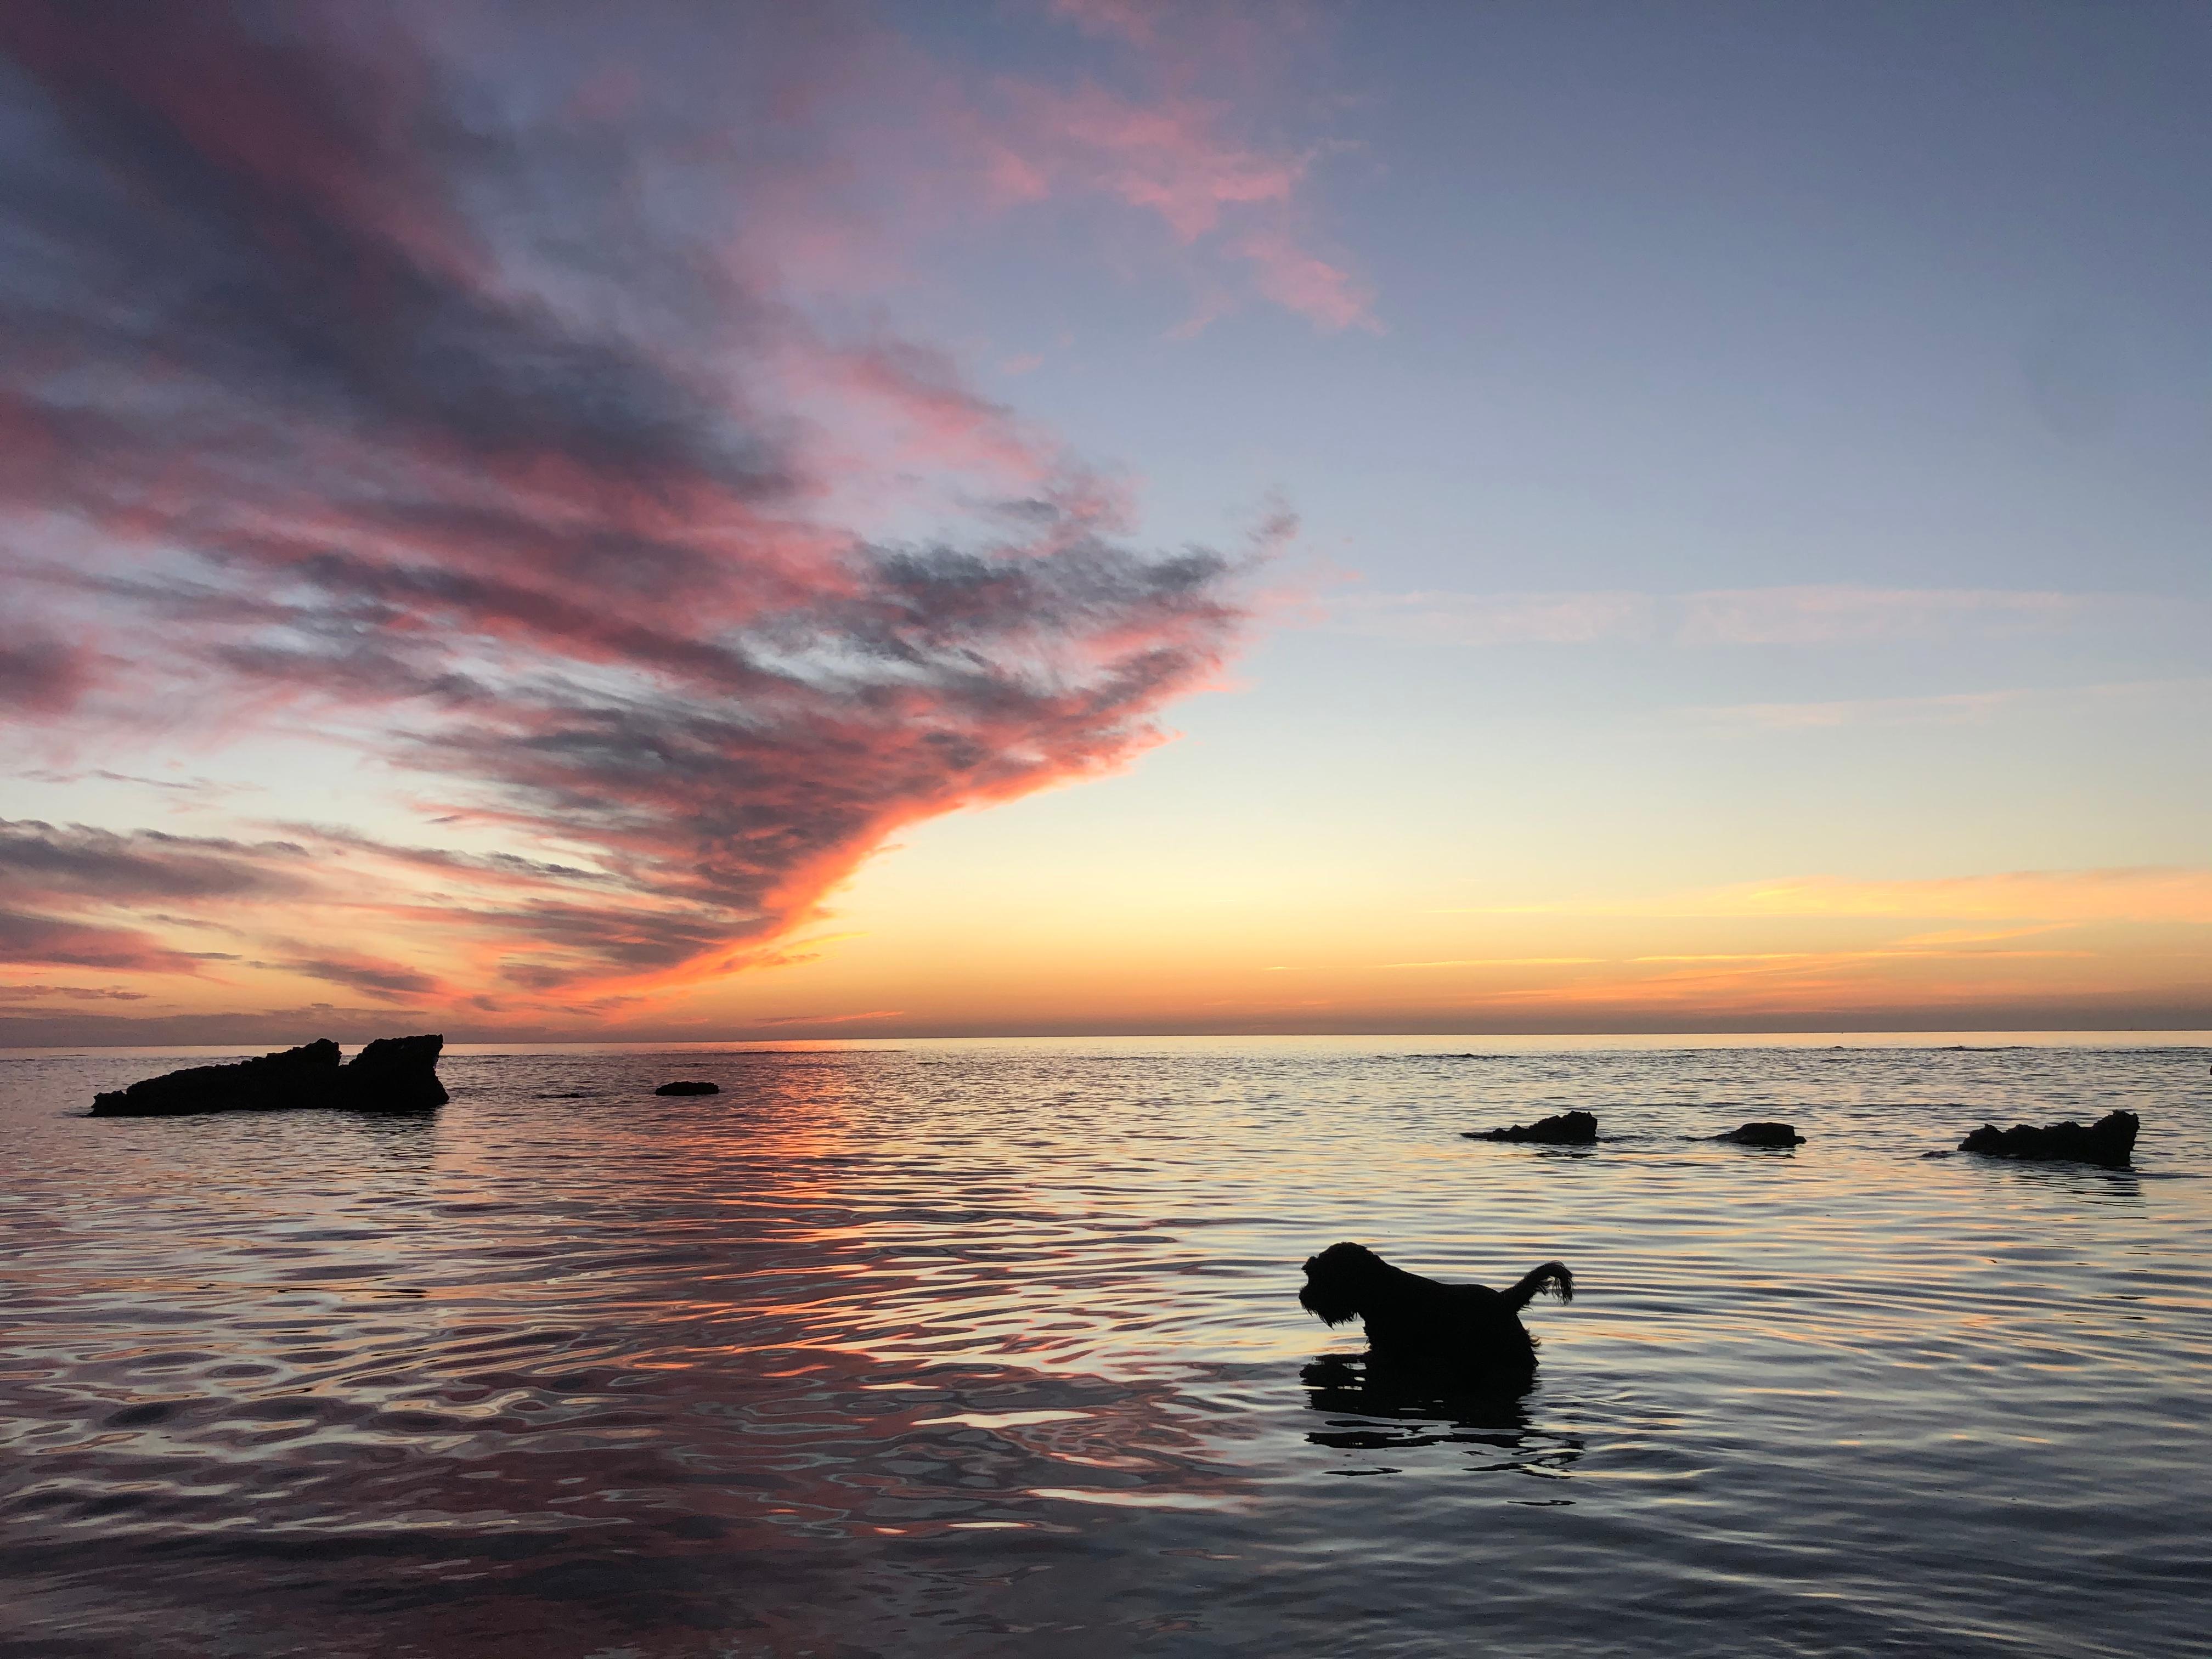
left=3, top=1, right=2208, bottom=1044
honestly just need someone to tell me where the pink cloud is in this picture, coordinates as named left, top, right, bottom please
left=1048, top=0, right=1160, bottom=49
left=794, top=336, right=1060, bottom=490
left=0, top=2, right=1277, bottom=1017
left=994, top=81, right=1304, bottom=240
left=969, top=59, right=1374, bottom=331
left=1233, top=227, right=1379, bottom=332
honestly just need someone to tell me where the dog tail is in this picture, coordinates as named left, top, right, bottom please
left=1502, top=1261, right=1573, bottom=1310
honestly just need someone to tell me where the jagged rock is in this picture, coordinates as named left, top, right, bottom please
left=1959, top=1109, right=2138, bottom=1166
left=337, top=1035, right=448, bottom=1111
left=1464, top=1109, right=1597, bottom=1144
left=91, top=1036, right=447, bottom=1117
left=654, top=1080, right=720, bottom=1096
left=1713, top=1121, right=1804, bottom=1147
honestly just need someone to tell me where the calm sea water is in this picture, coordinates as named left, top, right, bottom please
left=3, top=1035, right=2208, bottom=1658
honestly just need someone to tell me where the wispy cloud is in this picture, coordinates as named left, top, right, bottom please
left=0, top=819, right=312, bottom=904
left=1263, top=956, right=1601, bottom=972
left=1675, top=586, right=2103, bottom=645
left=0, top=981, right=146, bottom=1002
left=1456, top=866, right=2212, bottom=926
left=1689, top=675, right=2212, bottom=731
left=984, top=4, right=1374, bottom=332
left=1689, top=689, right=2029, bottom=730
left=1334, top=585, right=2158, bottom=647
left=0, top=3, right=1320, bottom=1016
left=268, top=951, right=447, bottom=1005
left=755, top=1008, right=906, bottom=1027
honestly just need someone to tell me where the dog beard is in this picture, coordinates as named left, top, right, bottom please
left=1298, top=1277, right=1364, bottom=1327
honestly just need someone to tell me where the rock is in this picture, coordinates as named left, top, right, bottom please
left=91, top=1036, right=447, bottom=1116
left=1959, top=1109, right=2138, bottom=1166
left=1713, top=1121, right=1804, bottom=1147
left=654, top=1080, right=720, bottom=1096
left=1464, top=1109, right=1597, bottom=1144
left=338, top=1035, right=448, bottom=1111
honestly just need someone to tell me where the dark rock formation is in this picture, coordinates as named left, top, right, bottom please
left=1959, top=1109, right=2138, bottom=1166
left=1712, top=1121, right=1804, bottom=1147
left=337, top=1036, right=448, bottom=1111
left=91, top=1036, right=447, bottom=1116
left=1464, top=1110, right=1597, bottom=1144
left=654, top=1080, right=720, bottom=1096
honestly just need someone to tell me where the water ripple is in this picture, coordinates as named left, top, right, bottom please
left=2, top=1037, right=2207, bottom=1656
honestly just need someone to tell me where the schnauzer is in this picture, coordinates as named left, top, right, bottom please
left=1299, top=1242, right=1573, bottom=1376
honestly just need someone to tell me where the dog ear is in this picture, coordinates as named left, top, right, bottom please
left=1313, top=1242, right=1379, bottom=1274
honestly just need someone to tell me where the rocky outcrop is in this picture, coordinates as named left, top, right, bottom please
left=1712, top=1121, right=1804, bottom=1147
left=1959, top=1109, right=2138, bottom=1166
left=654, top=1080, right=720, bottom=1096
left=1464, top=1110, right=1597, bottom=1144
left=91, top=1036, right=448, bottom=1116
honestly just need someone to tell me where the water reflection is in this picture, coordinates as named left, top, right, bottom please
left=3, top=1040, right=2208, bottom=1658
left=1971, top=1160, right=2148, bottom=1203
left=1299, top=1354, right=1585, bottom=1483
left=330, top=1109, right=440, bottom=1160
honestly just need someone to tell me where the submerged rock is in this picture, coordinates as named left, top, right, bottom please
left=1713, top=1121, right=1804, bottom=1147
left=1464, top=1109, right=1597, bottom=1144
left=1959, top=1109, right=2138, bottom=1166
left=91, top=1036, right=447, bottom=1117
left=654, top=1080, right=720, bottom=1096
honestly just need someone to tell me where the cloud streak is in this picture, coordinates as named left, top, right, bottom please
left=0, top=2, right=1301, bottom=1017
left=1456, top=866, right=2212, bottom=926
left=975, top=4, right=1374, bottom=332
left=1334, top=585, right=2161, bottom=647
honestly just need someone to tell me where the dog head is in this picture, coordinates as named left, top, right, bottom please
left=1299, top=1241, right=1390, bottom=1326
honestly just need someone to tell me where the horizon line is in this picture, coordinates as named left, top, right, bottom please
left=7, top=1025, right=2208, bottom=1056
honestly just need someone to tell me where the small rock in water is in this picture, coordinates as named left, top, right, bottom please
left=1712, top=1121, right=1804, bottom=1147
left=1464, top=1109, right=1597, bottom=1144
left=1959, top=1109, right=2138, bottom=1166
left=654, top=1080, right=720, bottom=1096
left=91, top=1035, right=447, bottom=1116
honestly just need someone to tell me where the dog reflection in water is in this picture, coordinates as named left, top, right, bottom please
left=1299, top=1353, right=1536, bottom=1453
left=1299, top=1242, right=1574, bottom=1381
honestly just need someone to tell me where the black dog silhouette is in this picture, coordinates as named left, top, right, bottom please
left=1299, top=1242, right=1573, bottom=1376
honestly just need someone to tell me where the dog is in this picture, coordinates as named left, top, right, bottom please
left=1299, top=1243, right=1573, bottom=1377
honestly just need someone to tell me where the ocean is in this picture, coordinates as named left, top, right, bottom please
left=3, top=1035, right=2207, bottom=1657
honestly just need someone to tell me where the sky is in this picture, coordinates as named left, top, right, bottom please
left=2, top=0, right=2208, bottom=1045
